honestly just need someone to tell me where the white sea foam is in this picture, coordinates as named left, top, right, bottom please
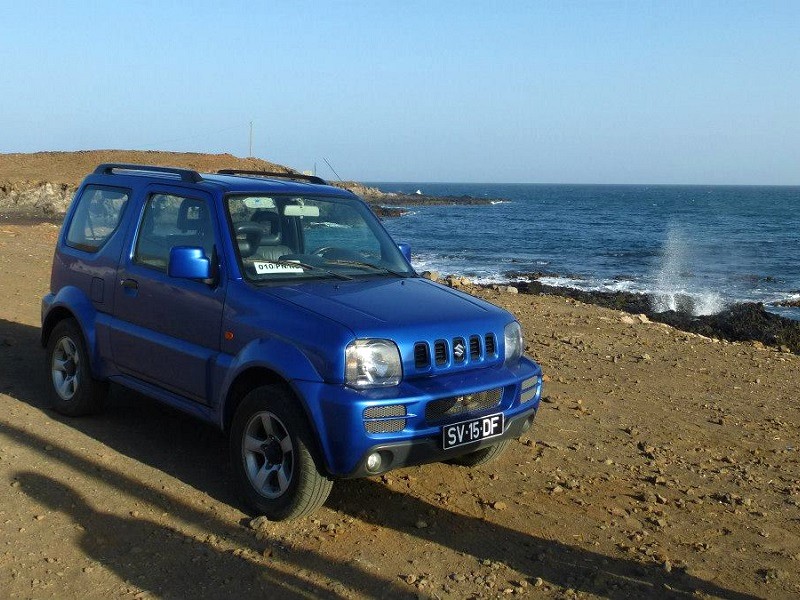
left=649, top=226, right=726, bottom=316
left=311, top=221, right=350, bottom=229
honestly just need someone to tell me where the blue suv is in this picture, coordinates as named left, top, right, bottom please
left=42, top=164, right=543, bottom=520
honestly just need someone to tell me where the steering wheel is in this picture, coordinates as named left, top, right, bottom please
left=236, top=223, right=265, bottom=258
left=236, top=222, right=265, bottom=241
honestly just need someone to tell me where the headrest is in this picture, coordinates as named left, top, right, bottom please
left=177, top=199, right=207, bottom=232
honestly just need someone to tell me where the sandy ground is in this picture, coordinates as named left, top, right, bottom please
left=1, top=221, right=799, bottom=599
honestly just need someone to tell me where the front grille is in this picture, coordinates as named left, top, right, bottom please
left=425, top=387, right=503, bottom=422
left=412, top=332, right=498, bottom=371
left=434, top=340, right=448, bottom=366
left=414, top=343, right=430, bottom=369
left=365, top=419, right=406, bottom=433
left=469, top=335, right=481, bottom=359
left=485, top=334, right=497, bottom=356
left=363, top=405, right=407, bottom=434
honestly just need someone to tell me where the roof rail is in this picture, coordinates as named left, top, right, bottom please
left=216, top=169, right=327, bottom=185
left=94, top=163, right=203, bottom=183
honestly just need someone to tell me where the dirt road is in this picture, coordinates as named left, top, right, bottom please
left=1, top=221, right=798, bottom=599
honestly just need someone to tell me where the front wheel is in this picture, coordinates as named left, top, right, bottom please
left=447, top=439, right=512, bottom=467
left=229, top=385, right=332, bottom=521
left=46, top=319, right=107, bottom=416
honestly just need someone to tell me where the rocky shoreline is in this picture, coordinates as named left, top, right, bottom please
left=423, top=271, right=800, bottom=355
left=332, top=180, right=504, bottom=216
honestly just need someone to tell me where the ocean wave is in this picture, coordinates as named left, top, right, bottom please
left=308, top=221, right=352, bottom=229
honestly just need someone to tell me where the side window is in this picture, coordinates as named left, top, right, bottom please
left=134, top=194, right=215, bottom=271
left=65, top=185, right=129, bottom=252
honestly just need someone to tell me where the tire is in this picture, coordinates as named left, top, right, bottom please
left=46, top=319, right=107, bottom=416
left=229, top=385, right=333, bottom=521
left=447, top=439, right=512, bottom=468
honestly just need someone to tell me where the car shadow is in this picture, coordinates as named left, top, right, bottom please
left=1, top=316, right=236, bottom=506
left=1, top=317, right=409, bottom=598
left=16, top=471, right=322, bottom=599
left=1, top=317, right=760, bottom=599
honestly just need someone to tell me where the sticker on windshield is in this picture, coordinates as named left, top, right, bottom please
left=253, top=261, right=304, bottom=275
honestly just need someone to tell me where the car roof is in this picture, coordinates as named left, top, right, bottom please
left=86, top=163, right=355, bottom=198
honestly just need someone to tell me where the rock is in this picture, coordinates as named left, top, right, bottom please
left=0, top=181, right=74, bottom=215
left=415, top=519, right=428, bottom=529
left=421, top=271, right=440, bottom=282
left=621, top=315, right=636, bottom=325
left=249, top=516, right=271, bottom=531
left=504, top=286, right=518, bottom=294
left=491, top=501, right=508, bottom=510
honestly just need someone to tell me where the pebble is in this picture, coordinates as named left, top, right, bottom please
left=249, top=516, right=271, bottom=531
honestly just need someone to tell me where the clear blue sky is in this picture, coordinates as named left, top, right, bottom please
left=1, top=1, right=797, bottom=184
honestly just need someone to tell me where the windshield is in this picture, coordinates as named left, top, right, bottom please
left=226, top=194, right=415, bottom=282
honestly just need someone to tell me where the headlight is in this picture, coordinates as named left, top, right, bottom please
left=504, top=321, right=524, bottom=364
left=345, top=339, right=402, bottom=388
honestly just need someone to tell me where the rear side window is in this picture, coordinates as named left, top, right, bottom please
left=65, top=185, right=129, bottom=252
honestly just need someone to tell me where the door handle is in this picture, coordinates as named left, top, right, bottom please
left=120, top=278, right=139, bottom=290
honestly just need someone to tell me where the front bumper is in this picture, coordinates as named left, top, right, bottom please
left=293, top=356, right=542, bottom=477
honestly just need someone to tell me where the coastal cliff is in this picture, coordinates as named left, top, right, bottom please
left=0, top=150, right=499, bottom=217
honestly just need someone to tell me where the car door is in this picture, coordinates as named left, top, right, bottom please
left=109, top=185, right=225, bottom=403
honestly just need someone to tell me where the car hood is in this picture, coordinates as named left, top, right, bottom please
left=263, top=277, right=509, bottom=335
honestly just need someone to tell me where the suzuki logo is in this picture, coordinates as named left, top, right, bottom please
left=453, top=340, right=466, bottom=361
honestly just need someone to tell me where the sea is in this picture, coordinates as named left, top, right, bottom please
left=370, top=183, right=800, bottom=320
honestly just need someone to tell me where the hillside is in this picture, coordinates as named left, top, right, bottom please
left=0, top=150, right=291, bottom=187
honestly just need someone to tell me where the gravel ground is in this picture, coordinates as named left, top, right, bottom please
left=1, top=221, right=799, bottom=599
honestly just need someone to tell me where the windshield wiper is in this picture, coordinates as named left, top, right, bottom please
left=322, top=259, right=411, bottom=278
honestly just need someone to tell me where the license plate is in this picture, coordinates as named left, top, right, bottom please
left=442, top=413, right=504, bottom=450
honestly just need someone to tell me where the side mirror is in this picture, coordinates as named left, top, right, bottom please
left=168, top=246, right=211, bottom=280
left=397, top=242, right=411, bottom=263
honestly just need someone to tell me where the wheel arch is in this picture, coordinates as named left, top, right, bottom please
left=222, top=366, right=288, bottom=432
left=222, top=367, right=333, bottom=475
left=41, top=306, right=77, bottom=347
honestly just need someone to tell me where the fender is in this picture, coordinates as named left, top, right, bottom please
left=42, top=285, right=112, bottom=379
left=216, top=335, right=326, bottom=428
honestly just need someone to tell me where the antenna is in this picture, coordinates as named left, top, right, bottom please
left=322, top=157, right=342, bottom=181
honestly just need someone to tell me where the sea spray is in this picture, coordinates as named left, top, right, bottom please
left=650, top=226, right=725, bottom=316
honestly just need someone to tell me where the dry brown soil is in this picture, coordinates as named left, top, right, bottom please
left=0, top=224, right=799, bottom=598
left=0, top=151, right=289, bottom=187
